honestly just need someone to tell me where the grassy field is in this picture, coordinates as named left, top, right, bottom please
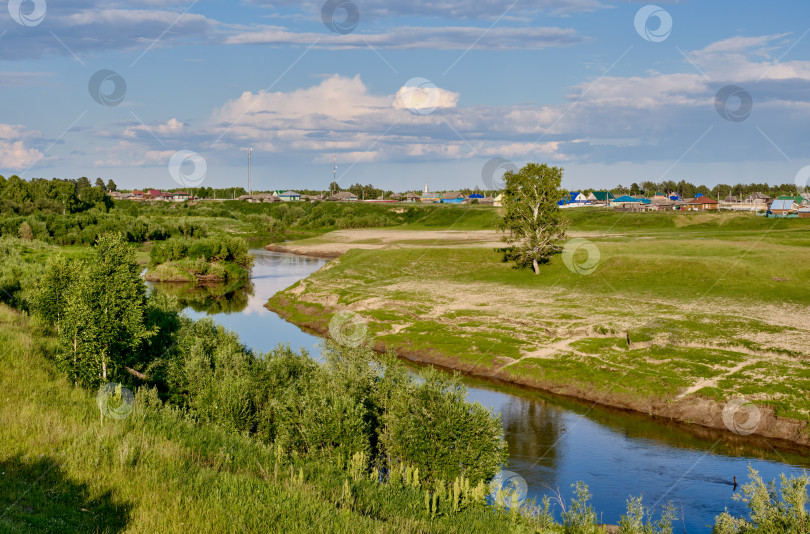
left=267, top=207, right=810, bottom=445
left=0, top=304, right=578, bottom=534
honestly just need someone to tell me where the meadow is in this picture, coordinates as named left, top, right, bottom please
left=266, top=207, right=810, bottom=445
left=1, top=186, right=808, bottom=531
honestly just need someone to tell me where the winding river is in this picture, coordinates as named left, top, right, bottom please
left=149, top=249, right=809, bottom=533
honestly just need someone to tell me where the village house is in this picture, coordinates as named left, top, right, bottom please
left=685, top=196, right=719, bottom=211
left=744, top=192, right=771, bottom=205
left=650, top=197, right=677, bottom=210
left=238, top=193, right=281, bottom=203
left=587, top=191, right=615, bottom=204
left=777, top=195, right=805, bottom=205
left=440, top=192, right=465, bottom=204
left=276, top=191, right=302, bottom=201
left=330, top=191, right=359, bottom=201
left=770, top=198, right=799, bottom=216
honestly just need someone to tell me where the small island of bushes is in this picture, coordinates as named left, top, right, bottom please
left=145, top=236, right=254, bottom=283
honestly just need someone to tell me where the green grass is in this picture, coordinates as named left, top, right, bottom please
left=0, top=304, right=563, bottom=533
left=267, top=209, right=810, bottom=431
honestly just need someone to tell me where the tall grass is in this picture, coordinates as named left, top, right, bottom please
left=0, top=305, right=538, bottom=533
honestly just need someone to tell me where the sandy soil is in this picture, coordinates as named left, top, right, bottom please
left=267, top=229, right=503, bottom=257
left=266, top=228, right=614, bottom=257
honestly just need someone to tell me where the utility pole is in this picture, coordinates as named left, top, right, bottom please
left=331, top=154, right=337, bottom=197
left=247, top=148, right=253, bottom=195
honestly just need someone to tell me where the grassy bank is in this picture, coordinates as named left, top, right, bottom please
left=266, top=209, right=810, bottom=447
left=0, top=304, right=558, bottom=533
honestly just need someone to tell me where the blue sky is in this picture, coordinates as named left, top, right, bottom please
left=2, top=0, right=810, bottom=193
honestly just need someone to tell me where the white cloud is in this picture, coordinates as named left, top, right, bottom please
left=688, top=34, right=810, bottom=82
left=245, top=0, right=606, bottom=19
left=214, top=75, right=391, bottom=123
left=83, top=34, right=810, bottom=173
left=0, top=4, right=218, bottom=60
left=124, top=118, right=187, bottom=139
left=225, top=25, right=586, bottom=50
left=92, top=141, right=174, bottom=167
left=0, top=124, right=43, bottom=170
left=393, top=84, right=459, bottom=112
left=205, top=74, right=572, bottom=162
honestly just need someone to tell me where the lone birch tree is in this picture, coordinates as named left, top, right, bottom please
left=497, top=163, right=568, bottom=274
left=59, top=233, right=155, bottom=385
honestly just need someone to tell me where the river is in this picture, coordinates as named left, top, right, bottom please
left=149, top=249, right=809, bottom=532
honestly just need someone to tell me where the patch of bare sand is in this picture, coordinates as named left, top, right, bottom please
left=267, top=228, right=625, bottom=257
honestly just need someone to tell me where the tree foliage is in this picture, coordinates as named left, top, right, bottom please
left=17, top=221, right=32, bottom=241
left=149, top=236, right=253, bottom=269
left=43, top=233, right=155, bottom=385
left=497, top=163, right=569, bottom=274
left=33, top=254, right=74, bottom=328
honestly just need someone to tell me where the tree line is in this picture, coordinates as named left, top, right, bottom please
left=0, top=175, right=112, bottom=216
left=594, top=180, right=801, bottom=199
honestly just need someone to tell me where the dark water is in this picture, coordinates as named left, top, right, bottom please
left=149, top=249, right=809, bottom=533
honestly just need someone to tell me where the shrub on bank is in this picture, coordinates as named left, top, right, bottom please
left=159, top=317, right=507, bottom=485
left=149, top=236, right=253, bottom=270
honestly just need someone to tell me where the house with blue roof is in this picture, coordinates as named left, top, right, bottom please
left=276, top=190, right=301, bottom=201
left=770, top=198, right=798, bottom=216
left=440, top=192, right=465, bottom=204
left=570, top=192, right=588, bottom=204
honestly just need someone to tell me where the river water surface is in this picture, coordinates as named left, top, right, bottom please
left=149, top=249, right=809, bottom=532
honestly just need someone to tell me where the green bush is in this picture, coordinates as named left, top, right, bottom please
left=380, top=366, right=507, bottom=483
left=713, top=467, right=809, bottom=533
left=149, top=236, right=253, bottom=270
left=156, top=323, right=506, bottom=485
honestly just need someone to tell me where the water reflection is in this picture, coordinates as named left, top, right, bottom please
left=149, top=279, right=255, bottom=314
left=147, top=250, right=327, bottom=355
left=500, top=395, right=564, bottom=476
left=463, top=378, right=809, bottom=532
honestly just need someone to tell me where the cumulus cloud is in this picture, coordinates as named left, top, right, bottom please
left=393, top=83, right=459, bottom=112
left=203, top=74, right=570, bottom=162
left=0, top=124, right=44, bottom=170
